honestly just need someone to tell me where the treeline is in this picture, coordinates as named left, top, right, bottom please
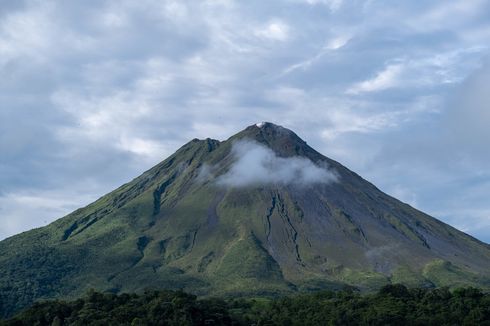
left=2, top=285, right=490, bottom=325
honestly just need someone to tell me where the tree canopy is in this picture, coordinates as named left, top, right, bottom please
left=2, top=285, right=489, bottom=325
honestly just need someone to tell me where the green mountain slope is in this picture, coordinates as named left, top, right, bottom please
left=1, top=122, right=489, bottom=317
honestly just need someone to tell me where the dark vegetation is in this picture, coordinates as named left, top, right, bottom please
left=2, top=285, right=489, bottom=325
left=2, top=125, right=490, bottom=321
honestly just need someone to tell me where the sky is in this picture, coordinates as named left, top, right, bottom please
left=1, top=0, right=490, bottom=243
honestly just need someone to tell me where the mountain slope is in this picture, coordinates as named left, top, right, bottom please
left=1, top=122, right=489, bottom=317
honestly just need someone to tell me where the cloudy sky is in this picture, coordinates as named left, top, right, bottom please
left=1, top=0, right=490, bottom=242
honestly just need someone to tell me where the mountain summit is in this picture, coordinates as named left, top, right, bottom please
left=1, top=123, right=489, bottom=317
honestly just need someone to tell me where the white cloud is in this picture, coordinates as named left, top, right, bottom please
left=0, top=3, right=53, bottom=65
left=263, top=86, right=421, bottom=142
left=347, top=64, right=404, bottom=94
left=407, top=0, right=486, bottom=32
left=254, top=20, right=290, bottom=41
left=281, top=34, right=351, bottom=75
left=1, top=0, right=490, bottom=243
left=325, top=34, right=351, bottom=50
left=0, top=190, right=95, bottom=240
left=346, top=48, right=487, bottom=96
left=117, top=137, right=168, bottom=157
left=215, top=140, right=338, bottom=187
left=99, top=11, right=128, bottom=28
left=161, top=0, right=189, bottom=21
left=445, top=59, right=490, bottom=151
left=51, top=88, right=178, bottom=164
left=301, top=0, right=343, bottom=12
left=321, top=109, right=399, bottom=140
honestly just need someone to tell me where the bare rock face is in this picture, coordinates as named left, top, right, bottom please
left=1, top=122, right=489, bottom=317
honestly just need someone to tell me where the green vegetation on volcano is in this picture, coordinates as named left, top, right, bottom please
left=3, top=285, right=490, bottom=325
left=1, top=123, right=490, bottom=318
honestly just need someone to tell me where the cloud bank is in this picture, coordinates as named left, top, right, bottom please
left=1, top=0, right=490, bottom=241
left=216, top=140, right=337, bottom=187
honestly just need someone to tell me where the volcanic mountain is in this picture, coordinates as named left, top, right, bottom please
left=1, top=122, right=489, bottom=317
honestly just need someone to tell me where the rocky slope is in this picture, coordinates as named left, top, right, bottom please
left=1, top=122, right=489, bottom=317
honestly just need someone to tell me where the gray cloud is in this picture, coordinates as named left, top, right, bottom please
left=360, top=59, right=490, bottom=241
left=216, top=140, right=338, bottom=187
left=0, top=0, right=490, bottom=241
left=445, top=59, right=490, bottom=158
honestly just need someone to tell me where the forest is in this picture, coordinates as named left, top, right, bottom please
left=1, top=284, right=489, bottom=325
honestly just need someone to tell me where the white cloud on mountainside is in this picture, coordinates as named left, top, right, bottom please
left=1, top=0, right=490, bottom=242
left=216, top=140, right=338, bottom=187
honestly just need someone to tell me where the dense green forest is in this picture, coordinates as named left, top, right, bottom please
left=2, top=285, right=489, bottom=325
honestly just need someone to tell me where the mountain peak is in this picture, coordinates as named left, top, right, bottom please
left=252, top=122, right=296, bottom=138
left=227, top=122, right=311, bottom=158
left=254, top=121, right=282, bottom=129
left=2, top=123, right=490, bottom=318
left=252, top=121, right=289, bottom=132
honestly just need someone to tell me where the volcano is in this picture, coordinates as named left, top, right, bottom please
left=1, top=122, right=489, bottom=317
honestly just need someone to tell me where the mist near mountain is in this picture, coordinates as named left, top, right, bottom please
left=215, top=140, right=338, bottom=187
left=0, top=122, right=489, bottom=318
